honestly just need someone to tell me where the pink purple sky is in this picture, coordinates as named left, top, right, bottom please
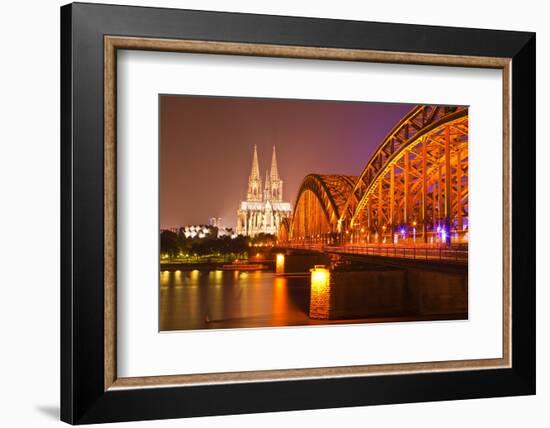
left=160, top=95, right=415, bottom=230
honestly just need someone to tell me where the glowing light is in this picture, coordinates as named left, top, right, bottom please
left=275, top=253, right=285, bottom=275
left=310, top=266, right=330, bottom=292
left=400, top=228, right=405, bottom=235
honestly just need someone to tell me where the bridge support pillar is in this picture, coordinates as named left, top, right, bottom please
left=310, top=266, right=332, bottom=319
left=275, top=253, right=285, bottom=275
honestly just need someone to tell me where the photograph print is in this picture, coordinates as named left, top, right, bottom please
left=159, top=95, right=468, bottom=331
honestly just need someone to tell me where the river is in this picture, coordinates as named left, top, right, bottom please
left=160, top=269, right=316, bottom=331
left=159, top=266, right=466, bottom=331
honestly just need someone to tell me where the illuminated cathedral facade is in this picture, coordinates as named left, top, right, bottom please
left=236, top=145, right=292, bottom=237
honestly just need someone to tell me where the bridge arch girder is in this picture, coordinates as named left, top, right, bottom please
left=283, top=174, right=357, bottom=241
left=340, top=105, right=468, bottom=228
left=278, top=105, right=469, bottom=246
left=348, top=112, right=469, bottom=244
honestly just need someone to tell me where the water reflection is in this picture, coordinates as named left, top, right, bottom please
left=160, top=269, right=310, bottom=331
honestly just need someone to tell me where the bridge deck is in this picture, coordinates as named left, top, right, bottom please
left=281, top=244, right=467, bottom=264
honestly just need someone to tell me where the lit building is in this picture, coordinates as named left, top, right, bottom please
left=209, top=217, right=222, bottom=228
left=181, top=225, right=211, bottom=239
left=179, top=224, right=237, bottom=239
left=236, top=145, right=291, bottom=237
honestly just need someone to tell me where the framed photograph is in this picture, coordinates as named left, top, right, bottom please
left=61, top=2, right=535, bottom=424
left=158, top=96, right=469, bottom=332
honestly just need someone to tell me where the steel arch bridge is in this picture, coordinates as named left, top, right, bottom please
left=279, top=105, right=468, bottom=247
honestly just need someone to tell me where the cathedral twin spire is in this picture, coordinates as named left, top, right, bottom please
left=246, top=145, right=262, bottom=202
left=246, top=145, right=283, bottom=203
left=270, top=145, right=280, bottom=182
left=250, top=144, right=261, bottom=180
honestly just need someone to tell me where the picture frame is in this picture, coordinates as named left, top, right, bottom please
left=60, top=2, right=535, bottom=424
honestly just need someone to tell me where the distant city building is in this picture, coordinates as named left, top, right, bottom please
left=236, top=145, right=292, bottom=237
left=209, top=217, right=223, bottom=228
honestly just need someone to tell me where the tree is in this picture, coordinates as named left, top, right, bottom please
left=160, top=230, right=179, bottom=258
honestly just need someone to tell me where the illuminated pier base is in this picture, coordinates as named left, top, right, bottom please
left=275, top=253, right=285, bottom=275
left=309, top=266, right=332, bottom=319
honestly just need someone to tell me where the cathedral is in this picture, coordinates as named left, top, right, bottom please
left=236, top=145, right=292, bottom=237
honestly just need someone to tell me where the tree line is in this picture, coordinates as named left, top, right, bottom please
left=160, top=228, right=275, bottom=260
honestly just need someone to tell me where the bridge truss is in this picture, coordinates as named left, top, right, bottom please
left=280, top=105, right=469, bottom=246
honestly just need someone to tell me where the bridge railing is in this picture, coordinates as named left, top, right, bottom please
left=282, top=243, right=468, bottom=263
left=340, top=245, right=468, bottom=262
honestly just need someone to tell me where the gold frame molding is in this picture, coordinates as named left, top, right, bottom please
left=104, top=35, right=512, bottom=391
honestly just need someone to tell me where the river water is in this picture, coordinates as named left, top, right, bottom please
left=160, top=269, right=316, bottom=331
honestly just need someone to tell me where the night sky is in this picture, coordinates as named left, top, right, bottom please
left=160, top=95, right=414, bottom=229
